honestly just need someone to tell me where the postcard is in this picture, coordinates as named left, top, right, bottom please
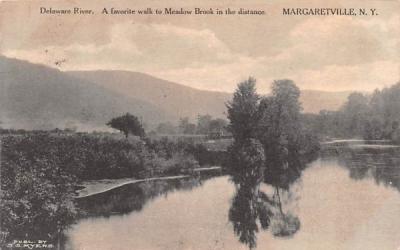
left=1, top=0, right=399, bottom=249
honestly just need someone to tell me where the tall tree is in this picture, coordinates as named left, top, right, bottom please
left=107, top=113, right=145, bottom=138
left=258, top=79, right=302, bottom=148
left=227, top=77, right=260, bottom=144
left=258, top=80, right=305, bottom=189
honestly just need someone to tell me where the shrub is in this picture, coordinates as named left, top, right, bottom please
left=0, top=132, right=203, bottom=244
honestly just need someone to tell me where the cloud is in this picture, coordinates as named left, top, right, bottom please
left=3, top=22, right=233, bottom=70
left=281, top=15, right=399, bottom=69
left=287, top=60, right=399, bottom=91
left=2, top=12, right=399, bottom=93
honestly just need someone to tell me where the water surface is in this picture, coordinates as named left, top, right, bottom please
left=66, top=142, right=400, bottom=250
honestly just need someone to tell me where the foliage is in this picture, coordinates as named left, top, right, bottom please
left=303, top=82, right=400, bottom=143
left=1, top=135, right=78, bottom=244
left=341, top=92, right=369, bottom=136
left=144, top=137, right=226, bottom=167
left=228, top=139, right=265, bottom=182
left=226, top=78, right=320, bottom=187
left=178, top=117, right=196, bottom=134
left=2, top=133, right=204, bottom=181
left=153, top=116, right=228, bottom=136
left=227, top=77, right=260, bottom=144
left=1, top=132, right=205, bottom=244
left=196, top=115, right=213, bottom=134
left=107, top=113, right=145, bottom=138
left=196, top=115, right=228, bottom=135
left=256, top=79, right=318, bottom=188
left=226, top=78, right=318, bottom=248
left=258, top=79, right=302, bottom=148
left=208, top=118, right=228, bottom=133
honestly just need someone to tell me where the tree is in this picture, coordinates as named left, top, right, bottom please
left=227, top=77, right=260, bottom=144
left=196, top=115, right=228, bottom=135
left=196, top=115, right=213, bottom=134
left=257, top=80, right=314, bottom=189
left=258, top=79, right=302, bottom=150
left=374, top=82, right=400, bottom=140
left=178, top=117, right=196, bottom=134
left=302, top=82, right=400, bottom=143
left=340, top=92, right=369, bottom=137
left=209, top=118, right=228, bottom=134
left=225, top=78, right=312, bottom=248
left=107, top=113, right=145, bottom=138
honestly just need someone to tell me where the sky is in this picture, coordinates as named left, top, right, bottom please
left=0, top=0, right=399, bottom=93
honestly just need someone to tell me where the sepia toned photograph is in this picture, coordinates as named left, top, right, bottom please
left=0, top=0, right=399, bottom=249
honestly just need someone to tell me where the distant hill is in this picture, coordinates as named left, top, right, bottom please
left=0, top=56, right=351, bottom=131
left=300, top=90, right=351, bottom=114
left=67, top=70, right=231, bottom=121
left=68, top=70, right=351, bottom=118
left=0, top=56, right=173, bottom=130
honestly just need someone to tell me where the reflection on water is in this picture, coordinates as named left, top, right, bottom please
left=228, top=166, right=272, bottom=249
left=225, top=138, right=315, bottom=249
left=344, top=147, right=400, bottom=191
left=76, top=176, right=207, bottom=218
left=66, top=141, right=400, bottom=250
left=227, top=154, right=303, bottom=249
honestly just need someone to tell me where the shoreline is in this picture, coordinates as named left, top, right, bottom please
left=75, top=166, right=222, bottom=198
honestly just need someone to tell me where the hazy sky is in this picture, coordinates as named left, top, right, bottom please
left=0, top=0, right=399, bottom=93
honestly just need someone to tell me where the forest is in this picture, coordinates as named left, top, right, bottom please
left=303, top=82, right=400, bottom=143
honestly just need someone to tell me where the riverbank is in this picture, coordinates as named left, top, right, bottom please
left=76, top=166, right=222, bottom=198
left=321, top=138, right=399, bottom=148
left=1, top=132, right=217, bottom=245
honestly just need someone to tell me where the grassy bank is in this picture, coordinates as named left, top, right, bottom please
left=0, top=131, right=217, bottom=246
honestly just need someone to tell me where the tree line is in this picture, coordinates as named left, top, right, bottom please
left=154, top=115, right=228, bottom=135
left=303, top=82, right=400, bottom=143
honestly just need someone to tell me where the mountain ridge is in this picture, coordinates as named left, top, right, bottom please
left=0, top=56, right=174, bottom=130
left=1, top=56, right=351, bottom=130
left=67, top=70, right=231, bottom=122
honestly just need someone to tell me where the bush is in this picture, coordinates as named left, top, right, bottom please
left=1, top=136, right=77, bottom=244
left=0, top=132, right=203, bottom=244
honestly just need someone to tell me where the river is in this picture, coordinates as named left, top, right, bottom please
left=65, top=141, right=400, bottom=250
